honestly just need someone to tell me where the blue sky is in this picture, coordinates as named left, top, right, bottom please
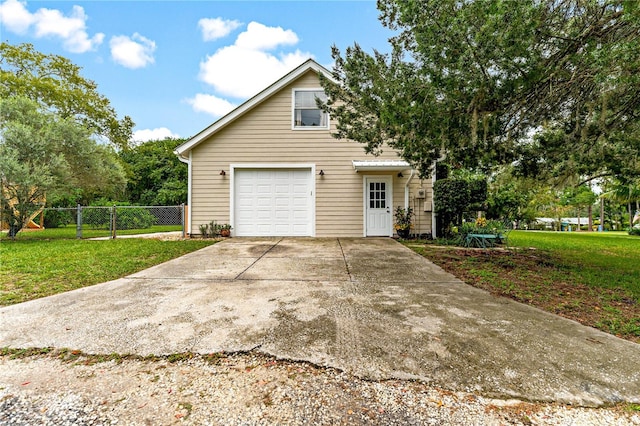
left=0, top=0, right=393, bottom=142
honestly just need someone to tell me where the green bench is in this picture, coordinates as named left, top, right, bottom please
left=464, top=232, right=504, bottom=248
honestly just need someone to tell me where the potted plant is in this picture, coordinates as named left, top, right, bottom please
left=199, top=223, right=210, bottom=238
left=219, top=224, right=232, bottom=237
left=394, top=206, right=414, bottom=239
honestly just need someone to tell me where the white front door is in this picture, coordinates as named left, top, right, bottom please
left=365, top=176, right=392, bottom=236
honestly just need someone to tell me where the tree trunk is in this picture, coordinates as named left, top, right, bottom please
left=599, top=197, right=604, bottom=232
left=588, top=204, right=593, bottom=232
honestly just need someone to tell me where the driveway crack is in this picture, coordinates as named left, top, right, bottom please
left=337, top=238, right=354, bottom=282
left=234, top=238, right=282, bottom=280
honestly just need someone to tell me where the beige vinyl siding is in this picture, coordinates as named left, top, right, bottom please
left=189, top=70, right=432, bottom=237
left=405, top=177, right=434, bottom=237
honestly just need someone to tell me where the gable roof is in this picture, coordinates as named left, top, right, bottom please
left=175, top=59, right=333, bottom=159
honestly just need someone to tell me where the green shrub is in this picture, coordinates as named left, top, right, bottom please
left=434, top=179, right=470, bottom=235
left=629, top=228, right=640, bottom=236
left=115, top=207, right=156, bottom=230
left=44, top=209, right=74, bottom=228
left=82, top=207, right=111, bottom=229
left=468, top=178, right=488, bottom=210
left=434, top=176, right=489, bottom=237
left=82, top=205, right=156, bottom=230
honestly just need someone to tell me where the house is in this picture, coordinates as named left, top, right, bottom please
left=175, top=59, right=434, bottom=238
left=534, top=217, right=591, bottom=231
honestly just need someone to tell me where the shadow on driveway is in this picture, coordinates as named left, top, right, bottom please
left=1, top=238, right=639, bottom=406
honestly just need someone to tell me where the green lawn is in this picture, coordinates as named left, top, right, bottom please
left=510, top=231, right=640, bottom=298
left=0, top=234, right=214, bottom=306
left=2, top=224, right=183, bottom=240
left=408, top=231, right=640, bottom=342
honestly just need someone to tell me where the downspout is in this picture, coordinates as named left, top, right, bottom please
left=404, top=169, right=416, bottom=210
left=175, top=150, right=191, bottom=236
left=431, top=162, right=437, bottom=239
left=404, top=169, right=416, bottom=235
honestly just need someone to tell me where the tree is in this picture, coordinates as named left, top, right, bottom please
left=320, top=0, right=640, bottom=182
left=602, top=177, right=640, bottom=228
left=119, top=138, right=187, bottom=206
left=0, top=42, right=134, bottom=150
left=531, top=187, right=572, bottom=231
left=486, top=168, right=538, bottom=225
left=0, top=97, right=126, bottom=236
left=561, top=184, right=598, bottom=230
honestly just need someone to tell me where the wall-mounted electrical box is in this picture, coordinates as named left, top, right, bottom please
left=416, top=188, right=426, bottom=199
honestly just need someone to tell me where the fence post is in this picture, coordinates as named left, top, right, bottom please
left=76, top=204, right=82, bottom=239
left=111, top=205, right=117, bottom=239
left=181, top=203, right=186, bottom=239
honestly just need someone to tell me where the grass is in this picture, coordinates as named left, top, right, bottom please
left=407, top=231, right=640, bottom=343
left=0, top=231, right=214, bottom=305
left=511, top=231, right=640, bottom=291
left=2, top=224, right=183, bottom=240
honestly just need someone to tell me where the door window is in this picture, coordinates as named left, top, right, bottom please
left=369, top=182, right=386, bottom=209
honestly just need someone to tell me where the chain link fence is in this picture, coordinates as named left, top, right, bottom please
left=41, top=205, right=186, bottom=239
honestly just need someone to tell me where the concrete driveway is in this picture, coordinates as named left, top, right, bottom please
left=1, top=238, right=639, bottom=406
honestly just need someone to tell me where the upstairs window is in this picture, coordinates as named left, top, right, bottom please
left=293, top=90, right=328, bottom=129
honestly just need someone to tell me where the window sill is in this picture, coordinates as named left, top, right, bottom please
left=292, top=126, right=330, bottom=131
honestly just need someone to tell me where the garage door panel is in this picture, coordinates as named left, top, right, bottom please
left=234, top=168, right=312, bottom=236
left=256, top=224, right=272, bottom=234
left=256, top=212, right=272, bottom=220
left=292, top=224, right=309, bottom=233
left=256, top=197, right=272, bottom=207
left=293, top=210, right=308, bottom=219
left=293, top=198, right=307, bottom=207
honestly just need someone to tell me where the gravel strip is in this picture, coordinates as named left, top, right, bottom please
left=1, top=352, right=638, bottom=425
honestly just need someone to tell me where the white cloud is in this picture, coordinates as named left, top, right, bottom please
left=0, top=0, right=34, bottom=33
left=198, top=17, right=241, bottom=41
left=0, top=0, right=103, bottom=53
left=186, top=93, right=237, bottom=118
left=110, top=33, right=156, bottom=69
left=235, top=21, right=298, bottom=50
left=198, top=21, right=312, bottom=99
left=131, top=127, right=179, bottom=143
left=33, top=5, right=104, bottom=53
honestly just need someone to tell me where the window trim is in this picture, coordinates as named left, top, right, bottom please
left=291, top=88, right=329, bottom=130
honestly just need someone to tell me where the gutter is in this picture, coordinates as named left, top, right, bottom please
left=174, top=149, right=189, bottom=164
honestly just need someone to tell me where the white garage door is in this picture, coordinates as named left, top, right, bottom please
left=234, top=168, right=313, bottom=236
